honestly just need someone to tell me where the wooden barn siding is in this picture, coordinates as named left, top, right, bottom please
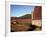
left=33, top=6, right=42, bottom=20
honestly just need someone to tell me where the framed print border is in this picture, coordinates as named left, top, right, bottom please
left=5, top=1, right=45, bottom=37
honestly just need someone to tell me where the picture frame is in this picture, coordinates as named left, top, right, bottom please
left=5, top=1, right=45, bottom=37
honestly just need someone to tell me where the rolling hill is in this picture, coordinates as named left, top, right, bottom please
left=18, top=14, right=32, bottom=19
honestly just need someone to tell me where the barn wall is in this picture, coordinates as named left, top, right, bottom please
left=32, top=6, right=42, bottom=26
left=32, top=6, right=42, bottom=20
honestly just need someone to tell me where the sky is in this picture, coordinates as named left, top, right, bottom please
left=11, top=5, right=35, bottom=17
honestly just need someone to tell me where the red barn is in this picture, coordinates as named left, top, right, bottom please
left=32, top=6, right=42, bottom=26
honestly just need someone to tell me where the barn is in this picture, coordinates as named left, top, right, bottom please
left=32, top=6, right=42, bottom=26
